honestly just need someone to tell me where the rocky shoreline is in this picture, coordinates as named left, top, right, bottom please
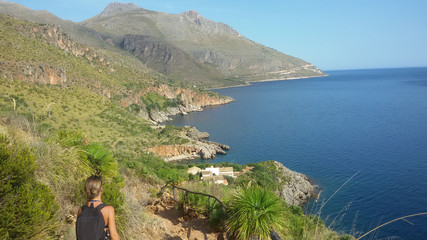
left=120, top=84, right=235, bottom=123
left=141, top=85, right=318, bottom=206
left=148, top=126, right=230, bottom=161
left=271, top=161, right=318, bottom=206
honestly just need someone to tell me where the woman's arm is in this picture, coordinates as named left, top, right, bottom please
left=107, top=206, right=119, bottom=240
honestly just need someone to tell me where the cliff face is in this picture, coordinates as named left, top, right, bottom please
left=121, top=84, right=234, bottom=123
left=121, top=34, right=187, bottom=75
left=0, top=62, right=66, bottom=85
left=147, top=126, right=230, bottom=160
left=0, top=20, right=111, bottom=86
left=120, top=34, right=223, bottom=84
left=141, top=84, right=233, bottom=108
left=81, top=3, right=327, bottom=87
left=14, top=24, right=100, bottom=62
left=272, top=161, right=317, bottom=206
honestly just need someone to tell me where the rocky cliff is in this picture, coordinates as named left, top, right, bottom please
left=147, top=126, right=229, bottom=161
left=81, top=2, right=327, bottom=87
left=0, top=61, right=67, bottom=85
left=121, top=84, right=234, bottom=123
left=272, top=161, right=317, bottom=206
left=0, top=17, right=111, bottom=86
left=120, top=34, right=224, bottom=84
left=121, top=34, right=198, bottom=75
left=14, top=23, right=102, bottom=62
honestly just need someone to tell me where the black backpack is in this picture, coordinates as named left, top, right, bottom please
left=76, top=203, right=109, bottom=240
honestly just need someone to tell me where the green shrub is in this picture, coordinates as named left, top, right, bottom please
left=141, top=92, right=179, bottom=113
left=207, top=199, right=228, bottom=230
left=227, top=186, right=285, bottom=240
left=55, top=130, right=87, bottom=147
left=84, top=143, right=118, bottom=180
left=233, top=161, right=289, bottom=192
left=0, top=134, right=59, bottom=239
left=123, top=153, right=187, bottom=183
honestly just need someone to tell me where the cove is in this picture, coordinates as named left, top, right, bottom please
left=167, top=67, right=427, bottom=239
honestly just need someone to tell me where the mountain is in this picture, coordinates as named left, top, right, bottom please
left=83, top=3, right=326, bottom=85
left=0, top=3, right=349, bottom=240
left=0, top=1, right=326, bottom=88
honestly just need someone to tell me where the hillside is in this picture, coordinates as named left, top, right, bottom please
left=83, top=3, right=326, bottom=85
left=0, top=3, right=352, bottom=240
left=0, top=1, right=326, bottom=88
left=0, top=14, right=232, bottom=159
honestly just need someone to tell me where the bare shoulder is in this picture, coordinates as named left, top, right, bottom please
left=101, top=205, right=115, bottom=216
left=105, top=205, right=115, bottom=213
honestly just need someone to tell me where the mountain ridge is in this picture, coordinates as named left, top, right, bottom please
left=0, top=0, right=326, bottom=88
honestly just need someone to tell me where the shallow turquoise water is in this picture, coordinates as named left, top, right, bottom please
left=168, top=67, right=427, bottom=239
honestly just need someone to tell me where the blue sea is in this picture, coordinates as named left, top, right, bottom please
left=168, top=67, right=427, bottom=239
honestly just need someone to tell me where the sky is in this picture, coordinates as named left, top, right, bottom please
left=8, top=0, right=427, bottom=70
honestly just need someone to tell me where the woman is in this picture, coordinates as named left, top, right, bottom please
left=76, top=176, right=119, bottom=240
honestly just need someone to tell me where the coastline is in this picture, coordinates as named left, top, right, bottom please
left=156, top=74, right=329, bottom=162
left=206, top=74, right=328, bottom=91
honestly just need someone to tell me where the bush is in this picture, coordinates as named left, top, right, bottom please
left=0, top=134, right=59, bottom=239
left=208, top=200, right=228, bottom=230
left=55, top=129, right=87, bottom=147
left=124, top=153, right=187, bottom=183
left=233, top=161, right=289, bottom=192
left=84, top=143, right=118, bottom=180
left=227, top=186, right=285, bottom=240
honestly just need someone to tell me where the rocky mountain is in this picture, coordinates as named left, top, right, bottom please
left=82, top=2, right=326, bottom=86
left=0, top=1, right=326, bottom=88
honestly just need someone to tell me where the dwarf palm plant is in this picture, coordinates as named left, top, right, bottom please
left=84, top=142, right=117, bottom=180
left=227, top=186, right=285, bottom=240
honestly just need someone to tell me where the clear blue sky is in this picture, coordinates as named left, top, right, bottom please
left=9, top=0, right=427, bottom=70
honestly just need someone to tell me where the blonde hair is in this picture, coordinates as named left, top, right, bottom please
left=84, top=176, right=102, bottom=201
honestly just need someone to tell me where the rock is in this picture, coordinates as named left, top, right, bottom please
left=120, top=84, right=234, bottom=123
left=146, top=126, right=230, bottom=161
left=66, top=214, right=76, bottom=224
left=149, top=108, right=172, bottom=122
left=186, top=127, right=209, bottom=140
left=272, top=161, right=317, bottom=206
left=97, top=2, right=140, bottom=18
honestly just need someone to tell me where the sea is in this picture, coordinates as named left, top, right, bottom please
left=167, top=67, right=427, bottom=239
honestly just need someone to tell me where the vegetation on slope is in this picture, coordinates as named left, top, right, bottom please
left=0, top=13, right=349, bottom=240
left=0, top=134, right=58, bottom=239
left=0, top=1, right=326, bottom=88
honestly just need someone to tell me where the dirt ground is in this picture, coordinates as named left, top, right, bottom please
left=147, top=197, right=226, bottom=240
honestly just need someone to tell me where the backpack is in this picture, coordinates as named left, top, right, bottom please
left=76, top=203, right=109, bottom=240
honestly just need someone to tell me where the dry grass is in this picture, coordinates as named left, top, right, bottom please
left=119, top=169, right=168, bottom=239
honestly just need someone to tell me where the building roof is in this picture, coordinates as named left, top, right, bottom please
left=219, top=167, right=233, bottom=172
left=219, top=172, right=233, bottom=176
left=187, top=166, right=202, bottom=175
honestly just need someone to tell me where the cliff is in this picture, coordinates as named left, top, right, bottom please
left=0, top=16, right=111, bottom=87
left=121, top=84, right=234, bottom=123
left=121, top=34, right=223, bottom=83
left=273, top=161, right=317, bottom=206
left=81, top=2, right=327, bottom=87
left=147, top=126, right=230, bottom=160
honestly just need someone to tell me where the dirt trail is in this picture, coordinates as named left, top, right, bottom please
left=147, top=197, right=225, bottom=240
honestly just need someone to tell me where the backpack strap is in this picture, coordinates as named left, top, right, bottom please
left=96, top=203, right=108, bottom=211
left=95, top=203, right=109, bottom=228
